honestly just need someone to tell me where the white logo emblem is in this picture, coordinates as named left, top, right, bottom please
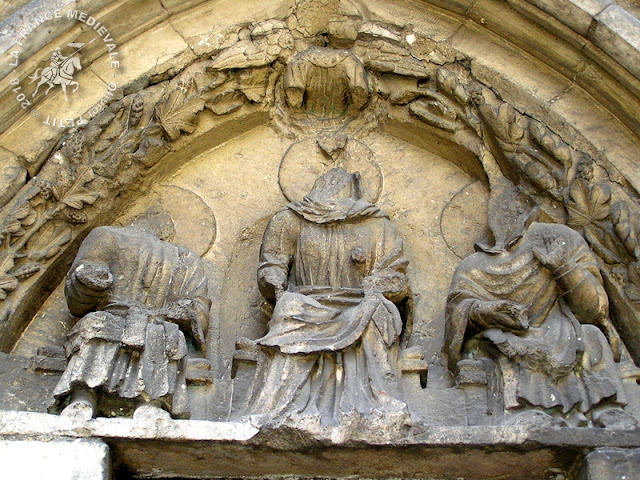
left=29, top=40, right=94, bottom=100
left=8, top=9, right=121, bottom=129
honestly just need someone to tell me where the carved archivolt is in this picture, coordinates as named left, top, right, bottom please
left=1, top=4, right=639, bottom=426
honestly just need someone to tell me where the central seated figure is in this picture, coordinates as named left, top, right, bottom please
left=246, top=168, right=410, bottom=426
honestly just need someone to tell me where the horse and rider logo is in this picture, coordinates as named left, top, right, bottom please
left=28, top=39, right=95, bottom=100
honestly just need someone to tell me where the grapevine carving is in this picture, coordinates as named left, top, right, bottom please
left=0, top=79, right=204, bottom=314
left=407, top=63, right=640, bottom=363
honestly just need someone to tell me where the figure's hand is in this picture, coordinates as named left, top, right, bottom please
left=362, top=270, right=408, bottom=300
left=156, top=299, right=191, bottom=330
left=260, top=269, right=287, bottom=301
left=472, top=300, right=529, bottom=332
left=484, top=328, right=524, bottom=358
left=74, top=263, right=113, bottom=291
left=533, top=233, right=568, bottom=271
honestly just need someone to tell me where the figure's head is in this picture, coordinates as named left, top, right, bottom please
left=307, top=167, right=365, bottom=203
left=131, top=205, right=176, bottom=241
left=477, top=177, right=540, bottom=254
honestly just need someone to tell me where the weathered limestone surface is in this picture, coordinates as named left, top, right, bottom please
left=0, top=0, right=639, bottom=478
left=579, top=447, right=640, bottom=480
left=0, top=410, right=639, bottom=479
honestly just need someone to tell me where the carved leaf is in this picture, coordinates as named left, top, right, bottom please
left=612, top=201, right=640, bottom=259
left=9, top=262, right=41, bottom=280
left=129, top=94, right=145, bottom=128
left=58, top=167, right=96, bottom=205
left=497, top=103, right=524, bottom=142
left=474, top=87, right=525, bottom=144
left=0, top=275, right=18, bottom=300
left=59, top=166, right=95, bottom=194
left=566, top=180, right=611, bottom=229
left=409, top=99, right=462, bottom=132
left=4, top=219, right=21, bottom=234
left=13, top=203, right=30, bottom=220
left=628, top=261, right=640, bottom=287
left=522, top=160, right=557, bottom=195
left=154, top=89, right=205, bottom=141
left=0, top=251, right=14, bottom=274
left=27, top=223, right=72, bottom=261
left=206, top=89, right=246, bottom=116
left=530, top=120, right=573, bottom=171
left=237, top=67, right=270, bottom=103
left=584, top=225, right=624, bottom=265
left=21, top=209, right=37, bottom=228
left=96, top=105, right=127, bottom=153
left=625, top=264, right=640, bottom=307
left=63, top=192, right=100, bottom=210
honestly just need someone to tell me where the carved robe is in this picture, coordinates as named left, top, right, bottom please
left=53, top=226, right=209, bottom=417
left=445, top=222, right=627, bottom=414
left=247, top=170, right=409, bottom=424
left=284, top=47, right=369, bottom=118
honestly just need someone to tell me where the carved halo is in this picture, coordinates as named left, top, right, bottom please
left=278, top=137, right=383, bottom=204
left=118, top=185, right=216, bottom=257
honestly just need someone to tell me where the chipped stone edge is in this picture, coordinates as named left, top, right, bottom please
left=1, top=410, right=639, bottom=449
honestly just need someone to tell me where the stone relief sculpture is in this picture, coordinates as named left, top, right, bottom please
left=444, top=184, right=636, bottom=429
left=283, top=47, right=369, bottom=118
left=0, top=1, right=637, bottom=444
left=244, top=167, right=410, bottom=428
left=51, top=210, right=210, bottom=420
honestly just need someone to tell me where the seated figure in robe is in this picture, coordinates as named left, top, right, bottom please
left=246, top=167, right=410, bottom=426
left=51, top=211, right=210, bottom=419
left=445, top=207, right=636, bottom=428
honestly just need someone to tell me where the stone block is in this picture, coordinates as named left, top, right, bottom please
left=403, top=374, right=467, bottom=426
left=366, top=0, right=465, bottom=45
left=170, top=0, right=296, bottom=56
left=0, top=352, right=59, bottom=413
left=523, top=0, right=612, bottom=36
left=591, top=5, right=640, bottom=79
left=419, top=0, right=475, bottom=16
left=230, top=358, right=258, bottom=418
left=30, top=355, right=67, bottom=373
left=573, top=58, right=640, bottom=136
left=0, top=438, right=111, bottom=480
left=451, top=22, right=574, bottom=119
left=468, top=0, right=586, bottom=77
left=91, top=23, right=191, bottom=90
left=456, top=359, right=488, bottom=386
left=31, top=345, right=67, bottom=373
left=543, top=84, right=640, bottom=191
left=0, top=69, right=110, bottom=175
left=579, top=447, right=640, bottom=480
left=160, top=0, right=207, bottom=14
left=188, top=380, right=232, bottom=421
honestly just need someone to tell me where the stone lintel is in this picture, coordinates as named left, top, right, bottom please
left=0, top=411, right=639, bottom=479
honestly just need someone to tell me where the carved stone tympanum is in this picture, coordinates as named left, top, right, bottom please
left=2, top=1, right=640, bottom=477
left=51, top=211, right=210, bottom=419
left=245, top=167, right=410, bottom=428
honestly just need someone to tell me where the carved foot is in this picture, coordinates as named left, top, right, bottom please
left=565, top=411, right=589, bottom=428
left=133, top=403, right=172, bottom=422
left=60, top=400, right=94, bottom=421
left=503, top=409, right=567, bottom=428
left=593, top=408, right=638, bottom=429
